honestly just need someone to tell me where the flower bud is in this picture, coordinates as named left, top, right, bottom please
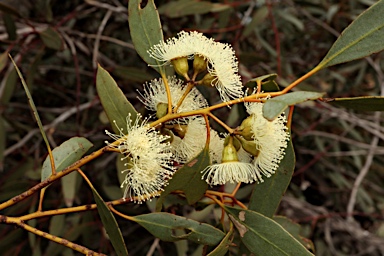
left=160, top=128, right=174, bottom=144
left=156, top=103, right=168, bottom=119
left=172, top=124, right=188, bottom=139
left=224, top=135, right=241, bottom=151
left=237, top=116, right=254, bottom=141
left=171, top=57, right=190, bottom=80
left=221, top=142, right=239, bottom=163
left=238, top=136, right=260, bottom=157
left=193, top=55, right=207, bottom=75
left=199, top=73, right=215, bottom=87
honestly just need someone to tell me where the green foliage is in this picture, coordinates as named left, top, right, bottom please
left=10, top=55, right=53, bottom=167
left=92, top=187, right=129, bottom=256
left=318, top=0, right=384, bottom=68
left=96, top=65, right=139, bottom=133
left=273, top=216, right=314, bottom=251
left=41, top=137, right=93, bottom=181
left=157, top=147, right=210, bottom=210
left=324, top=96, right=384, bottom=111
left=263, top=91, right=325, bottom=120
left=207, top=223, right=234, bottom=256
left=249, top=141, right=295, bottom=217
left=131, top=212, right=225, bottom=246
left=225, top=206, right=314, bottom=256
left=128, top=0, right=165, bottom=74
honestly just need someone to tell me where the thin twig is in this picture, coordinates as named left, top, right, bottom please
left=2, top=216, right=105, bottom=255
left=92, top=9, right=112, bottom=69
left=146, top=238, right=160, bottom=256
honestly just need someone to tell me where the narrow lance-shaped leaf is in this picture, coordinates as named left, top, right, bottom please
left=156, top=147, right=210, bottom=211
left=92, top=187, right=129, bottom=256
left=317, top=1, right=384, bottom=69
left=323, top=96, right=384, bottom=111
left=207, top=222, right=234, bottom=256
left=263, top=91, right=324, bottom=121
left=41, top=137, right=93, bottom=181
left=131, top=212, right=225, bottom=246
left=128, top=0, right=165, bottom=74
left=96, top=65, right=139, bottom=134
left=249, top=140, right=295, bottom=217
left=10, top=55, right=55, bottom=174
left=225, top=206, right=314, bottom=256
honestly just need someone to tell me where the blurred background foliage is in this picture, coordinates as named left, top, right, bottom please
left=1, top=0, right=384, bottom=255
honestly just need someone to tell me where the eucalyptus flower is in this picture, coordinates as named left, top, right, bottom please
left=105, top=114, right=175, bottom=203
left=138, top=76, right=208, bottom=118
left=147, top=31, right=243, bottom=102
left=242, top=102, right=290, bottom=177
left=202, top=138, right=259, bottom=185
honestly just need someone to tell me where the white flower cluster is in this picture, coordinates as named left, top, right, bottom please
left=104, top=31, right=290, bottom=203
left=148, top=31, right=244, bottom=102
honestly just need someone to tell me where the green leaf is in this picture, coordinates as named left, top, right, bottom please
left=273, top=216, right=314, bottom=252
left=10, top=55, right=54, bottom=171
left=128, top=0, right=164, bottom=74
left=112, top=66, right=155, bottom=83
left=158, top=0, right=230, bottom=18
left=245, top=73, right=280, bottom=92
left=39, top=27, right=63, bottom=50
left=157, top=147, right=210, bottom=210
left=263, top=91, right=325, bottom=121
left=207, top=223, right=234, bottom=256
left=249, top=141, right=295, bottom=217
left=131, top=212, right=225, bottom=246
left=317, top=1, right=384, bottom=68
left=96, top=65, right=139, bottom=134
left=92, top=187, right=129, bottom=256
left=323, top=96, right=384, bottom=111
left=225, top=207, right=314, bottom=256
left=41, top=137, right=93, bottom=181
